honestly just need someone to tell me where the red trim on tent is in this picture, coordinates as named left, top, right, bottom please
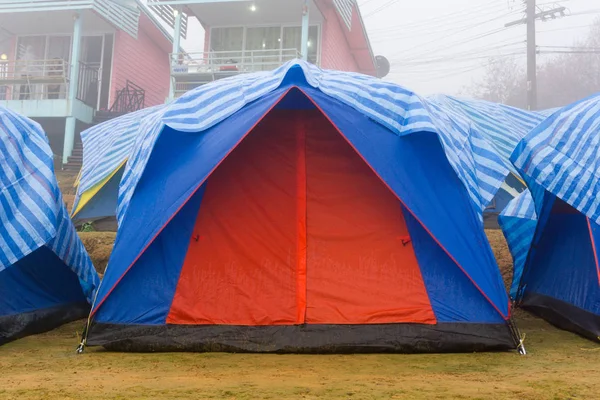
left=90, top=89, right=294, bottom=317
left=296, top=114, right=308, bottom=324
left=587, top=217, right=600, bottom=286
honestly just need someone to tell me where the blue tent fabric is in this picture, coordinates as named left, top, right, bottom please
left=0, top=105, right=98, bottom=301
left=502, top=94, right=600, bottom=299
left=85, top=66, right=519, bottom=353
left=500, top=95, right=600, bottom=340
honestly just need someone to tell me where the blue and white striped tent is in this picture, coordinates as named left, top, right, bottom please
left=0, top=105, right=99, bottom=346
left=501, top=94, right=600, bottom=341
left=426, top=95, right=547, bottom=219
left=71, top=105, right=166, bottom=225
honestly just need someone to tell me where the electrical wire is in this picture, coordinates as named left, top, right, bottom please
left=370, top=7, right=523, bottom=42
left=392, top=41, right=525, bottom=66
left=538, top=24, right=594, bottom=33
left=367, top=1, right=511, bottom=35
left=363, top=0, right=401, bottom=18
left=388, top=10, right=521, bottom=59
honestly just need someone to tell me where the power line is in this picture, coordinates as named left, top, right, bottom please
left=392, top=41, right=526, bottom=66
left=539, top=50, right=600, bottom=53
left=363, top=0, right=401, bottom=18
left=396, top=25, right=520, bottom=64
left=370, top=7, right=521, bottom=42
left=538, top=23, right=593, bottom=33
left=368, top=2, right=511, bottom=35
left=389, top=10, right=520, bottom=59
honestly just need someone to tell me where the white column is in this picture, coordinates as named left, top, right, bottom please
left=300, top=0, right=310, bottom=61
left=168, top=6, right=183, bottom=101
left=63, top=11, right=83, bottom=165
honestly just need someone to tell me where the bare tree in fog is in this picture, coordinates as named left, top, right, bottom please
left=469, top=17, right=600, bottom=110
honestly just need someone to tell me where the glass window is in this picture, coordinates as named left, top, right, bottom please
left=16, top=36, right=46, bottom=75
left=211, top=27, right=243, bottom=53
left=282, top=26, right=319, bottom=64
left=47, top=36, right=71, bottom=62
left=245, top=27, right=282, bottom=71
left=210, top=27, right=244, bottom=65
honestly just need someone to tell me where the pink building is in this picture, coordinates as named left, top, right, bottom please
left=0, top=0, right=385, bottom=165
left=148, top=0, right=387, bottom=98
left=0, top=0, right=172, bottom=166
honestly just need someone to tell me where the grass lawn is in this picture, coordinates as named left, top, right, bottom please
left=1, top=314, right=598, bottom=400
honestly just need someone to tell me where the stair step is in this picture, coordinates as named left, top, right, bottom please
left=63, top=163, right=82, bottom=171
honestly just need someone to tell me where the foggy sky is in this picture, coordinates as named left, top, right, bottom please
left=179, top=0, right=600, bottom=96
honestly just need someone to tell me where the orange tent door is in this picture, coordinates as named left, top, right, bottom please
left=167, top=107, right=435, bottom=326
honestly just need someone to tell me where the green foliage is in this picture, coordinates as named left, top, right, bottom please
left=80, top=221, right=95, bottom=232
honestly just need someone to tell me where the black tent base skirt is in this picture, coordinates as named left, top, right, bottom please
left=522, top=292, right=600, bottom=343
left=87, top=322, right=518, bottom=353
left=0, top=302, right=90, bottom=346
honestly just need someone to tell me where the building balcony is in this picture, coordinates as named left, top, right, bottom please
left=0, top=58, right=100, bottom=121
left=170, top=48, right=304, bottom=97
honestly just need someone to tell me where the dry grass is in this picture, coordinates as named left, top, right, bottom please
left=0, top=317, right=598, bottom=400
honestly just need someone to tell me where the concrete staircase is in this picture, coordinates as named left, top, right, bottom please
left=63, top=141, right=84, bottom=171
left=62, top=111, right=125, bottom=171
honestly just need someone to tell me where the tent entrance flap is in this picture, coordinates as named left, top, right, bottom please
left=167, top=107, right=436, bottom=326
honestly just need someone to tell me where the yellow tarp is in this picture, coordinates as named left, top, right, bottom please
left=71, top=161, right=126, bottom=218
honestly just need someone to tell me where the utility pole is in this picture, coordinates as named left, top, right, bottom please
left=505, top=1, right=566, bottom=110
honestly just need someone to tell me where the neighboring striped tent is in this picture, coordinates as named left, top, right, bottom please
left=498, top=105, right=566, bottom=297
left=427, top=95, right=548, bottom=222
left=427, top=95, right=545, bottom=175
left=501, top=93, right=600, bottom=341
left=0, top=105, right=99, bottom=345
left=72, top=105, right=165, bottom=223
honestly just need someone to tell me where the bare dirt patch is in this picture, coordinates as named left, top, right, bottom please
left=78, top=232, right=116, bottom=275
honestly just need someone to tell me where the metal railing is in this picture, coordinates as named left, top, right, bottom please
left=170, top=48, right=303, bottom=96
left=0, top=58, right=69, bottom=100
left=0, top=58, right=101, bottom=107
left=109, top=79, right=145, bottom=113
left=76, top=61, right=100, bottom=108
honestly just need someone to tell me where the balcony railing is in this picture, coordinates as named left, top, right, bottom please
left=76, top=61, right=100, bottom=108
left=109, top=79, right=145, bottom=113
left=0, top=58, right=100, bottom=108
left=0, top=58, right=69, bottom=101
left=170, top=48, right=303, bottom=97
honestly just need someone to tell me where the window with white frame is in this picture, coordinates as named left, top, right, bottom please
left=210, top=25, right=320, bottom=69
